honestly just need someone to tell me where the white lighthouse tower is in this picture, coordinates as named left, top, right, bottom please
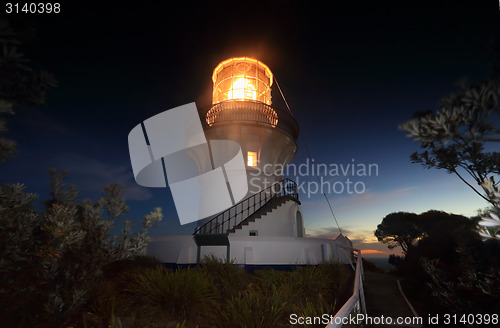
left=204, top=57, right=298, bottom=195
left=147, top=57, right=353, bottom=267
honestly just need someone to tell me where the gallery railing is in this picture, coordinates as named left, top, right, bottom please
left=198, top=100, right=299, bottom=140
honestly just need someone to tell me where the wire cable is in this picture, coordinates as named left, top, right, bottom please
left=274, top=76, right=343, bottom=236
left=274, top=77, right=292, bottom=113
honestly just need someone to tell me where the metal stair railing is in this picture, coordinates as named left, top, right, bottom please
left=193, top=178, right=299, bottom=235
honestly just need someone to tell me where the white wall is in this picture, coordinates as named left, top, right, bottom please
left=231, top=199, right=301, bottom=237
left=147, top=235, right=352, bottom=265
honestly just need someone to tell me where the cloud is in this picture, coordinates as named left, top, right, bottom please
left=361, top=249, right=391, bottom=255
left=334, top=186, right=418, bottom=211
left=305, top=225, right=403, bottom=258
left=305, top=226, right=352, bottom=239
left=353, top=241, right=403, bottom=256
left=299, top=186, right=419, bottom=216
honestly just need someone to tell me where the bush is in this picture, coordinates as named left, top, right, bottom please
left=207, top=264, right=351, bottom=328
left=362, top=258, right=385, bottom=273
left=253, top=264, right=351, bottom=319
left=85, top=255, right=165, bottom=325
left=85, top=261, right=352, bottom=327
left=122, top=266, right=215, bottom=326
left=207, top=288, right=289, bottom=328
left=380, top=210, right=500, bottom=317
left=317, top=263, right=352, bottom=304
left=0, top=171, right=162, bottom=327
left=199, top=255, right=249, bottom=300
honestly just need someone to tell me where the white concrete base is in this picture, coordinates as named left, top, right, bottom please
left=147, top=234, right=353, bottom=266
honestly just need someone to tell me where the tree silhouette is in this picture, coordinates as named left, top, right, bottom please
left=399, top=77, right=500, bottom=206
left=0, top=171, right=162, bottom=327
left=0, top=17, right=57, bottom=162
left=0, top=18, right=163, bottom=327
left=376, top=210, right=500, bottom=316
left=374, top=211, right=422, bottom=254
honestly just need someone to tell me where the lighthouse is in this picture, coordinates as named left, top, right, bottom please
left=194, top=58, right=303, bottom=241
left=201, top=57, right=298, bottom=195
left=147, top=57, right=353, bottom=267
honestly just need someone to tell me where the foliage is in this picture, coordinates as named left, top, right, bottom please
left=0, top=171, right=162, bottom=327
left=200, top=254, right=249, bottom=300
left=255, top=267, right=326, bottom=304
left=293, top=300, right=337, bottom=328
left=374, top=211, right=422, bottom=254
left=478, top=177, right=500, bottom=240
left=208, top=288, right=290, bottom=328
left=122, top=266, right=215, bottom=325
left=376, top=210, right=500, bottom=319
left=421, top=239, right=500, bottom=318
left=361, top=258, right=385, bottom=273
left=0, top=17, right=166, bottom=327
left=86, top=255, right=165, bottom=322
left=0, top=17, right=57, bottom=162
left=208, top=264, right=350, bottom=328
left=379, top=210, right=477, bottom=272
left=255, top=264, right=350, bottom=315
left=397, top=49, right=500, bottom=318
left=85, top=261, right=352, bottom=328
left=399, top=78, right=500, bottom=206
left=388, top=254, right=404, bottom=268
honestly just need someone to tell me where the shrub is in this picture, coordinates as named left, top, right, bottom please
left=252, top=264, right=350, bottom=321
left=294, top=299, right=337, bottom=328
left=85, top=255, right=165, bottom=325
left=122, top=266, right=215, bottom=325
left=207, top=288, right=289, bottom=328
left=207, top=263, right=351, bottom=328
left=0, top=171, right=162, bottom=327
left=199, top=255, right=249, bottom=300
left=362, top=258, right=385, bottom=273
left=85, top=261, right=351, bottom=327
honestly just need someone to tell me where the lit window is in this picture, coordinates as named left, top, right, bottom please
left=247, top=151, right=257, bottom=167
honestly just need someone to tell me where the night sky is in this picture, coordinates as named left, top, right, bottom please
left=2, top=0, right=500, bottom=257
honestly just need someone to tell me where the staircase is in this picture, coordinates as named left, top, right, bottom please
left=193, top=178, right=299, bottom=236
left=192, top=179, right=299, bottom=263
left=226, top=195, right=296, bottom=234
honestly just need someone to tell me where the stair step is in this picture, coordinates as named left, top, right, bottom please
left=227, top=198, right=292, bottom=234
left=193, top=180, right=300, bottom=237
left=221, top=195, right=301, bottom=235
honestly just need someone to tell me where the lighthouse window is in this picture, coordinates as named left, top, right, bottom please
left=247, top=151, right=257, bottom=167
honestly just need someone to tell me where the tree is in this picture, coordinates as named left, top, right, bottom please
left=477, top=177, right=500, bottom=240
left=399, top=78, right=500, bottom=206
left=377, top=210, right=500, bottom=318
left=0, top=18, right=164, bottom=327
left=0, top=170, right=163, bottom=327
left=406, top=211, right=498, bottom=318
left=421, top=238, right=500, bottom=317
left=374, top=211, right=422, bottom=254
left=0, top=17, right=57, bottom=162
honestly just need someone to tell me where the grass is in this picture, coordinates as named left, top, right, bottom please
left=81, top=256, right=353, bottom=328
